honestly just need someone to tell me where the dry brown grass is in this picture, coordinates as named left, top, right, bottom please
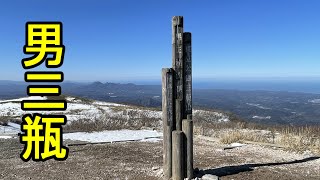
left=276, top=126, right=320, bottom=154
left=63, top=109, right=161, bottom=133
left=279, top=134, right=320, bottom=154
left=0, top=116, right=9, bottom=125
left=46, top=95, right=67, bottom=101
left=219, top=129, right=270, bottom=144
left=193, top=115, right=320, bottom=155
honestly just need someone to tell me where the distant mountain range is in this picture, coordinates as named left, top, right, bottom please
left=0, top=80, right=319, bottom=125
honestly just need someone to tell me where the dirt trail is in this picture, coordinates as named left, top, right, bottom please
left=0, top=136, right=319, bottom=180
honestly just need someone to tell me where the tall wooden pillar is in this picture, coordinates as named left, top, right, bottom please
left=162, top=16, right=193, bottom=180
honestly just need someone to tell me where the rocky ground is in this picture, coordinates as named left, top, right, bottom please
left=0, top=135, right=319, bottom=180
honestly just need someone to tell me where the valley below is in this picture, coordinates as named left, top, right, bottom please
left=1, top=81, right=320, bottom=126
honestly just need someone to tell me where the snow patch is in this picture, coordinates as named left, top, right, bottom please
left=230, top=142, right=246, bottom=147
left=246, top=103, right=271, bottom=110
left=0, top=135, right=12, bottom=139
left=193, top=110, right=229, bottom=122
left=66, top=97, right=82, bottom=103
left=63, top=130, right=162, bottom=143
left=140, top=137, right=162, bottom=142
left=0, top=96, right=47, bottom=103
left=252, top=115, right=271, bottom=120
left=0, top=125, right=20, bottom=135
left=308, top=99, right=320, bottom=104
left=93, top=101, right=126, bottom=107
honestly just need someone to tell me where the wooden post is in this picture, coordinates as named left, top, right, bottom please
left=162, top=68, right=174, bottom=179
left=175, top=99, right=183, bottom=131
left=183, top=32, right=192, bottom=119
left=162, top=16, right=193, bottom=180
left=182, top=118, right=193, bottom=179
left=183, top=32, right=193, bottom=179
left=172, top=16, right=184, bottom=124
left=172, top=130, right=184, bottom=180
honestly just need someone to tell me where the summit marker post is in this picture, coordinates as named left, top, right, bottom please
left=162, top=16, right=193, bottom=180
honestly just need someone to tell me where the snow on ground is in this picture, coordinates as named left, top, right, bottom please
left=0, top=126, right=164, bottom=143
left=66, top=115, right=88, bottom=121
left=140, top=137, right=162, bottom=142
left=121, top=108, right=162, bottom=119
left=66, top=103, right=95, bottom=111
left=0, top=96, right=231, bottom=125
left=0, top=135, right=13, bottom=139
left=93, top=101, right=127, bottom=106
left=0, top=96, right=47, bottom=103
left=0, top=102, right=101, bottom=118
left=66, top=97, right=82, bottom=103
left=0, top=125, right=20, bottom=136
left=252, top=115, right=271, bottom=120
left=193, top=110, right=229, bottom=122
left=0, top=102, right=22, bottom=116
left=246, top=103, right=271, bottom=110
left=308, top=99, right=320, bottom=104
left=63, top=129, right=162, bottom=143
left=229, top=142, right=246, bottom=148
left=0, top=96, right=103, bottom=118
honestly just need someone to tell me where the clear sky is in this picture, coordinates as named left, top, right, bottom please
left=1, top=0, right=320, bottom=82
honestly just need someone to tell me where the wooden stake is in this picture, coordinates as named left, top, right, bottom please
left=182, top=119, right=193, bottom=179
left=172, top=130, right=184, bottom=180
left=172, top=16, right=184, bottom=121
left=162, top=68, right=174, bottom=179
left=183, top=32, right=192, bottom=119
left=175, top=99, right=183, bottom=131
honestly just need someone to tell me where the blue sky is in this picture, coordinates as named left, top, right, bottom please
left=1, top=0, right=320, bottom=82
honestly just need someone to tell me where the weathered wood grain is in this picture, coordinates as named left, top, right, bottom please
left=172, top=130, right=184, bottom=180
left=182, top=119, right=193, bottom=179
left=183, top=32, right=192, bottom=119
left=162, top=68, right=174, bottom=179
